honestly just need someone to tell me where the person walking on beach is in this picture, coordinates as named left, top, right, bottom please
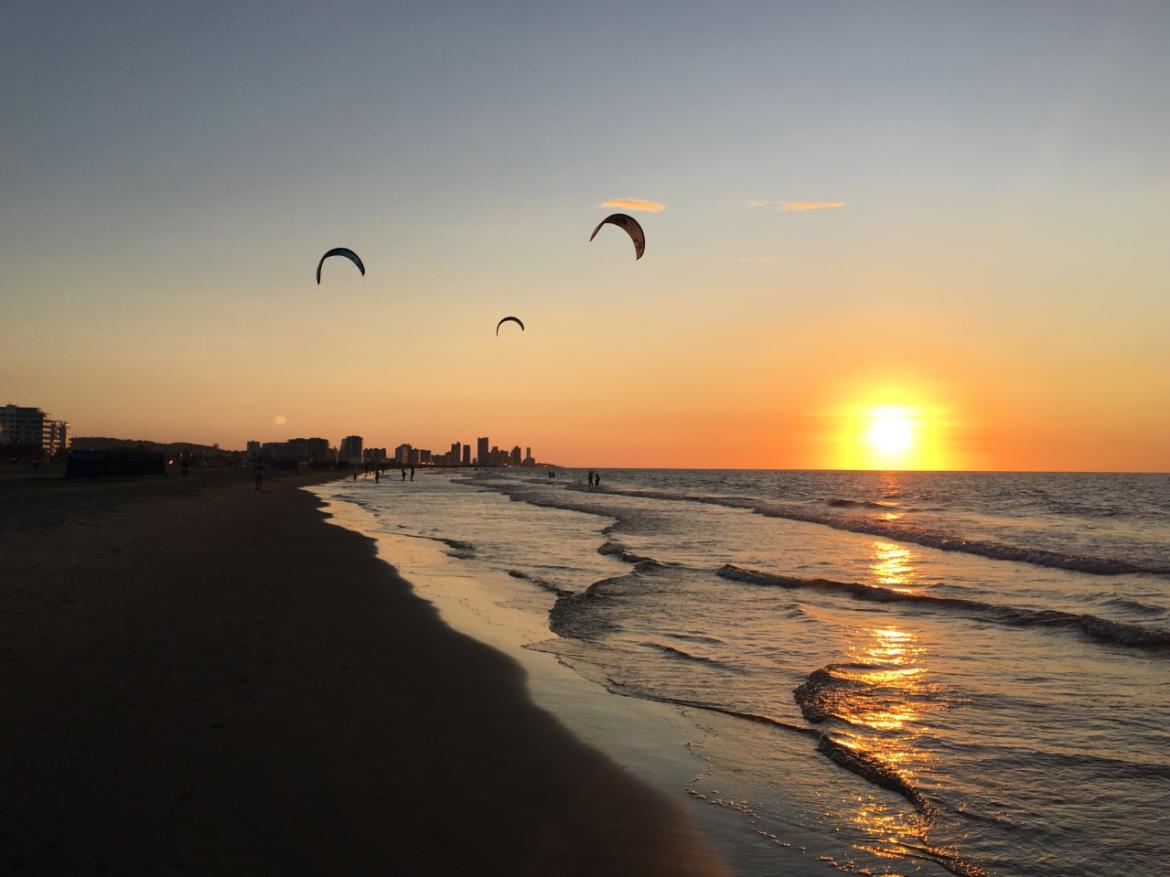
left=594, top=472, right=601, bottom=488
left=401, top=468, right=406, bottom=481
left=375, top=469, right=380, bottom=484
left=253, top=460, right=264, bottom=491
left=410, top=466, right=415, bottom=482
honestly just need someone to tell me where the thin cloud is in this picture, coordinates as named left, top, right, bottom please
left=735, top=199, right=844, bottom=211
left=737, top=256, right=775, bottom=265
left=782, top=200, right=844, bottom=211
left=600, top=198, right=666, bottom=213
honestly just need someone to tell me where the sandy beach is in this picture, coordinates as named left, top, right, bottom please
left=0, top=468, right=726, bottom=875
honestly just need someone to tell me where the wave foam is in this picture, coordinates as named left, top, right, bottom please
left=718, top=565, right=1170, bottom=651
left=562, top=484, right=1170, bottom=576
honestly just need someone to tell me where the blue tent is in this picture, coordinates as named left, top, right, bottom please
left=66, top=450, right=167, bottom=478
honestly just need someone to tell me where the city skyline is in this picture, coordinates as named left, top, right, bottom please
left=247, top=431, right=537, bottom=467
left=1, top=400, right=548, bottom=468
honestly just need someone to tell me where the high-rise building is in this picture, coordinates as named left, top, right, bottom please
left=1, top=404, right=69, bottom=458
left=295, top=437, right=331, bottom=462
left=48, top=420, right=68, bottom=457
left=257, top=437, right=332, bottom=463
left=462, top=444, right=471, bottom=466
left=510, top=446, right=521, bottom=465
left=339, top=435, right=363, bottom=466
left=363, top=447, right=387, bottom=464
left=476, top=436, right=489, bottom=466
left=395, top=443, right=412, bottom=464
left=450, top=441, right=461, bottom=462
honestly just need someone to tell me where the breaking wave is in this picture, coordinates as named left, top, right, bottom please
left=549, top=483, right=1170, bottom=576
left=548, top=573, right=641, bottom=640
left=718, top=565, right=1170, bottom=651
left=827, top=498, right=900, bottom=509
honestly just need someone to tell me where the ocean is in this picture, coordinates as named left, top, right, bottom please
left=313, top=469, right=1170, bottom=877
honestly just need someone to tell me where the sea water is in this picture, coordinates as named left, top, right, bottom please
left=315, top=469, right=1170, bottom=877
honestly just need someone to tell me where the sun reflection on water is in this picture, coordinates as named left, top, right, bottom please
left=869, top=541, right=919, bottom=592
left=833, top=627, right=929, bottom=734
left=834, top=624, right=958, bottom=868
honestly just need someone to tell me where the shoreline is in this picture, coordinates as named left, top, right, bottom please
left=311, top=495, right=758, bottom=851
left=0, top=470, right=727, bottom=874
left=311, top=485, right=786, bottom=873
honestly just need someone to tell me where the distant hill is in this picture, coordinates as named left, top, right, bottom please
left=70, top=437, right=238, bottom=457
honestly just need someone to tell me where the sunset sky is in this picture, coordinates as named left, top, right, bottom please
left=3, top=2, right=1168, bottom=470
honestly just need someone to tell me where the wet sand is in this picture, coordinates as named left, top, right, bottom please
left=0, top=468, right=727, bottom=875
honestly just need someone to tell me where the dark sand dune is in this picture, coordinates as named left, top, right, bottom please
left=0, top=470, right=726, bottom=875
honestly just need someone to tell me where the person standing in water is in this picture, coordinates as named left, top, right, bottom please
left=375, top=469, right=380, bottom=484
left=410, top=466, right=415, bottom=482
left=401, top=467, right=406, bottom=481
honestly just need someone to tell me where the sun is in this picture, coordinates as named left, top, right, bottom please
left=867, top=408, right=914, bottom=457
left=832, top=391, right=951, bottom=470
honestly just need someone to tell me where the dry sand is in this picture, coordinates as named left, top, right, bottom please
left=0, top=468, right=728, bottom=875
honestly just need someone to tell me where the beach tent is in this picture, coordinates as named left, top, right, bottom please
left=66, top=450, right=167, bottom=478
left=65, top=450, right=108, bottom=478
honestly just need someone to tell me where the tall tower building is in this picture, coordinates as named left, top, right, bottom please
left=476, top=436, right=489, bottom=466
left=462, top=444, right=471, bottom=465
left=339, top=435, right=364, bottom=466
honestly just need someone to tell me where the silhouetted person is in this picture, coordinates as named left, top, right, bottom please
left=594, top=472, right=601, bottom=487
left=375, top=470, right=380, bottom=484
left=253, top=461, right=264, bottom=491
left=401, top=468, right=406, bottom=481
left=410, top=466, right=415, bottom=481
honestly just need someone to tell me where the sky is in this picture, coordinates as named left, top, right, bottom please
left=2, top=1, right=1168, bottom=470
